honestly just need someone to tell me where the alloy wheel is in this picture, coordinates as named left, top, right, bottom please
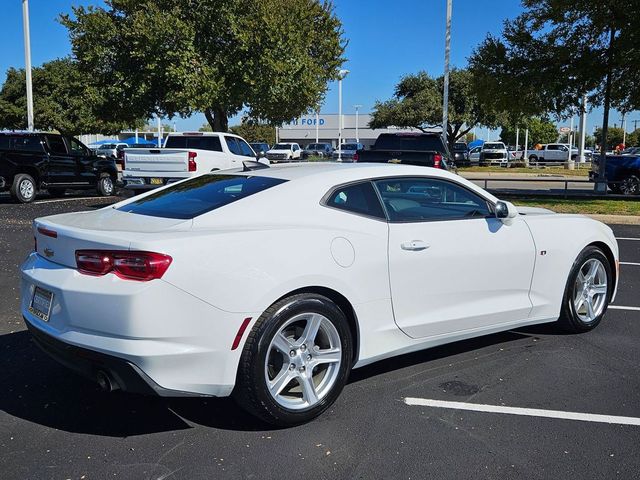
left=572, top=258, right=608, bottom=323
left=264, top=313, right=342, bottom=410
left=19, top=179, right=34, bottom=200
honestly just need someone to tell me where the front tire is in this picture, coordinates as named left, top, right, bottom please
left=97, top=173, right=115, bottom=197
left=558, top=246, right=612, bottom=333
left=620, top=175, right=640, bottom=195
left=10, top=174, right=37, bottom=203
left=234, top=293, right=353, bottom=426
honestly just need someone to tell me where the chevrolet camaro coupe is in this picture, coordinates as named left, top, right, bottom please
left=21, top=162, right=619, bottom=425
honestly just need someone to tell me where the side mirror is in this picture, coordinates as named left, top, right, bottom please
left=495, top=201, right=518, bottom=225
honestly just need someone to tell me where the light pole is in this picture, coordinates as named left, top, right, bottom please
left=337, top=69, right=349, bottom=160
left=353, top=104, right=362, bottom=143
left=22, top=0, right=34, bottom=131
left=315, top=110, right=319, bottom=143
left=442, top=0, right=452, bottom=146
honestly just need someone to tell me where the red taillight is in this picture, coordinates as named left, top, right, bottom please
left=75, top=250, right=172, bottom=281
left=352, top=152, right=359, bottom=162
left=37, top=226, right=58, bottom=238
left=188, top=151, right=197, bottom=172
left=433, top=153, right=442, bottom=169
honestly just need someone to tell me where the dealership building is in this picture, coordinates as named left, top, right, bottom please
left=277, top=113, right=416, bottom=149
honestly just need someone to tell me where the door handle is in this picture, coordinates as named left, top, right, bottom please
left=401, top=240, right=429, bottom=251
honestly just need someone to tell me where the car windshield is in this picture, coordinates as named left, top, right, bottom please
left=453, top=143, right=467, bottom=151
left=340, top=144, right=359, bottom=150
left=483, top=143, right=504, bottom=149
left=273, top=144, right=291, bottom=150
left=117, top=174, right=287, bottom=219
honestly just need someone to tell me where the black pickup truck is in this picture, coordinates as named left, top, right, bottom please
left=0, top=132, right=118, bottom=203
left=356, top=132, right=453, bottom=170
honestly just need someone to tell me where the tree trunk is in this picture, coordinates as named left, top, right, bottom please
left=204, top=107, right=229, bottom=132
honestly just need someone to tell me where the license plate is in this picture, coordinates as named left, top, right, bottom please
left=150, top=178, right=163, bottom=185
left=29, top=286, right=53, bottom=322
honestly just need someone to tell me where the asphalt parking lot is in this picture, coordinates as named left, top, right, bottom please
left=1, top=192, right=639, bottom=480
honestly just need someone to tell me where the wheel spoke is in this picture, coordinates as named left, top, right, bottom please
left=300, top=314, right=323, bottom=346
left=311, top=348, right=341, bottom=366
left=298, top=374, right=319, bottom=405
left=268, top=366, right=294, bottom=397
left=586, top=261, right=599, bottom=281
left=585, top=297, right=596, bottom=320
left=592, top=284, right=607, bottom=296
left=577, top=269, right=586, bottom=284
left=574, top=295, right=586, bottom=312
left=272, top=333, right=294, bottom=355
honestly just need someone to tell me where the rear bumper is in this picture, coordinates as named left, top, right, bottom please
left=21, top=252, right=256, bottom=397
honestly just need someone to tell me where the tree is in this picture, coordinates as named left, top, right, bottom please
left=229, top=121, right=276, bottom=145
left=469, top=0, right=639, bottom=182
left=0, top=58, right=136, bottom=135
left=499, top=117, right=558, bottom=147
left=369, top=69, right=501, bottom=152
left=626, top=129, right=640, bottom=147
left=594, top=127, right=625, bottom=149
left=61, top=0, right=346, bottom=132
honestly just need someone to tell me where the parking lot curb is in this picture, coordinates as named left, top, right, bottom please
left=586, top=214, right=640, bottom=225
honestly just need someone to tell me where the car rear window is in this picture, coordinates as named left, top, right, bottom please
left=483, top=143, right=505, bottom=149
left=375, top=134, right=445, bottom=151
left=164, top=135, right=223, bottom=152
left=117, top=174, right=287, bottom=219
left=1, top=135, right=44, bottom=152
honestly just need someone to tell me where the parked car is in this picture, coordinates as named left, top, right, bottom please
left=332, top=142, right=364, bottom=162
left=527, top=143, right=592, bottom=163
left=250, top=142, right=270, bottom=158
left=266, top=143, right=302, bottom=162
left=302, top=143, right=333, bottom=159
left=96, top=142, right=128, bottom=160
left=357, top=133, right=452, bottom=170
left=22, top=162, right=618, bottom=426
left=0, top=132, right=117, bottom=203
left=452, top=142, right=469, bottom=166
left=122, top=132, right=264, bottom=191
left=590, top=154, right=640, bottom=195
left=468, top=145, right=482, bottom=164
left=479, top=142, right=509, bottom=165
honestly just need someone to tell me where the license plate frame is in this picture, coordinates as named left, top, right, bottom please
left=150, top=178, right=163, bottom=185
left=29, top=286, right=53, bottom=322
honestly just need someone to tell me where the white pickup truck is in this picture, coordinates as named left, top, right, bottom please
left=526, top=143, right=592, bottom=163
left=122, top=132, right=265, bottom=190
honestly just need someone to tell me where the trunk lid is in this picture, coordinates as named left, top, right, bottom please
left=124, top=149, right=189, bottom=174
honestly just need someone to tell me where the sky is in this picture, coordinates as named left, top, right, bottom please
left=0, top=0, right=633, bottom=136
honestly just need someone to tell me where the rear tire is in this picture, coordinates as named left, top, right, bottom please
left=558, top=246, right=612, bottom=333
left=620, top=175, right=640, bottom=195
left=97, top=173, right=115, bottom=197
left=234, top=293, right=353, bottom=426
left=10, top=174, right=37, bottom=204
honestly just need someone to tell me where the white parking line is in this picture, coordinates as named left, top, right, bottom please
left=616, top=237, right=640, bottom=241
left=620, top=262, right=640, bottom=266
left=610, top=305, right=640, bottom=312
left=33, top=197, right=98, bottom=205
left=403, top=398, right=640, bottom=426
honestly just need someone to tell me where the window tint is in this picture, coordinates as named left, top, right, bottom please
left=547, top=144, right=559, bottom=151
left=165, top=135, right=223, bottom=152
left=7, top=135, right=44, bottom=152
left=118, top=174, right=287, bottom=219
left=67, top=137, right=87, bottom=154
left=225, top=137, right=242, bottom=155
left=237, top=138, right=256, bottom=157
left=375, top=134, right=445, bottom=152
left=374, top=177, right=491, bottom=222
left=0, top=136, right=10, bottom=149
left=46, top=136, right=68, bottom=155
left=326, top=182, right=386, bottom=219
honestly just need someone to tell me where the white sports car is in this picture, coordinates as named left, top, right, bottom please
left=21, top=162, right=619, bottom=425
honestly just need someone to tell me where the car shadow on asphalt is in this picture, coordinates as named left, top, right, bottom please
left=1, top=325, right=556, bottom=436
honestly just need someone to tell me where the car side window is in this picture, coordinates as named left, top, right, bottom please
left=67, top=137, right=87, bottom=155
left=237, top=138, right=256, bottom=157
left=10, top=136, right=44, bottom=152
left=225, top=137, right=242, bottom=155
left=46, top=136, right=68, bottom=155
left=325, top=181, right=386, bottom=219
left=374, top=177, right=491, bottom=222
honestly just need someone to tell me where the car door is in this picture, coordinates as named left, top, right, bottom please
left=65, top=137, right=96, bottom=184
left=376, top=176, right=536, bottom=339
left=44, top=135, right=76, bottom=184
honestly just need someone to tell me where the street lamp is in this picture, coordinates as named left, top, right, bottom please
left=442, top=0, right=452, bottom=146
left=22, top=0, right=34, bottom=131
left=337, top=69, right=349, bottom=160
left=353, top=104, right=362, bottom=143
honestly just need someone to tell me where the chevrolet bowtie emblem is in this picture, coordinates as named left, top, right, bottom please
left=44, top=248, right=54, bottom=258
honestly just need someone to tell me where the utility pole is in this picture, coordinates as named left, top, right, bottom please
left=442, top=0, right=452, bottom=146
left=22, top=0, right=34, bottom=131
left=578, top=95, right=587, bottom=162
left=315, top=111, right=319, bottom=143
left=515, top=127, right=519, bottom=153
left=621, top=113, right=627, bottom=146
left=353, top=104, right=362, bottom=143
left=337, top=69, right=349, bottom=160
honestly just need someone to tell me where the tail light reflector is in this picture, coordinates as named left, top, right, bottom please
left=37, top=226, right=58, bottom=238
left=188, top=151, right=197, bottom=172
left=433, top=153, right=442, bottom=169
left=75, top=250, right=172, bottom=281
